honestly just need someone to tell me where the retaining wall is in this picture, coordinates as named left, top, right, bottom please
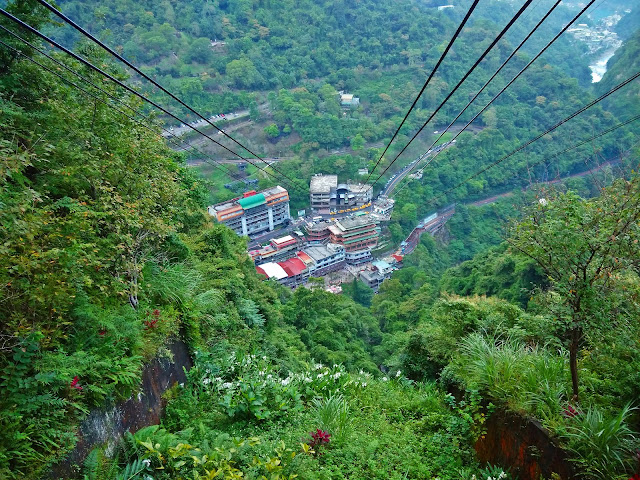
left=475, top=408, right=577, bottom=480
left=49, top=339, right=192, bottom=478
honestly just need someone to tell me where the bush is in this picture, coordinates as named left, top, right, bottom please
left=561, top=404, right=639, bottom=480
left=452, top=333, right=569, bottom=426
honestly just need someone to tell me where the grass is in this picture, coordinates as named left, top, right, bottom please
left=561, top=403, right=639, bottom=480
left=454, top=333, right=570, bottom=425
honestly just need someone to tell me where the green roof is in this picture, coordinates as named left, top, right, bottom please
left=238, top=193, right=266, bottom=210
left=342, top=233, right=378, bottom=244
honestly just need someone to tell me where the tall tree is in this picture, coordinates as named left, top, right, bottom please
left=507, top=177, right=640, bottom=400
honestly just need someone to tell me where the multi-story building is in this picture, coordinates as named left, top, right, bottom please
left=249, top=234, right=301, bottom=265
left=305, top=220, right=332, bottom=244
left=360, top=260, right=394, bottom=291
left=328, top=217, right=379, bottom=264
left=346, top=183, right=372, bottom=208
left=360, top=270, right=385, bottom=291
left=278, top=257, right=309, bottom=287
left=304, top=243, right=346, bottom=276
left=310, top=174, right=338, bottom=211
left=309, top=174, right=372, bottom=213
left=208, top=186, right=290, bottom=237
left=373, top=196, right=395, bottom=218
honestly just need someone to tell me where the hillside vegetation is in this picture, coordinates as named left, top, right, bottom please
left=2, top=1, right=640, bottom=479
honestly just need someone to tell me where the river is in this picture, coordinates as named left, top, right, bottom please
left=589, top=46, right=620, bottom=83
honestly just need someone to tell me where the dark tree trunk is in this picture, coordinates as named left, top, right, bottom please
left=569, top=329, right=580, bottom=401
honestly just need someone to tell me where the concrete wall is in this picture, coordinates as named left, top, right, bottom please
left=49, top=339, right=192, bottom=479
left=475, top=408, right=578, bottom=480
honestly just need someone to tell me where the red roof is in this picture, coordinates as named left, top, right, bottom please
left=296, top=251, right=313, bottom=264
left=392, top=254, right=404, bottom=262
left=271, top=235, right=297, bottom=249
left=279, top=258, right=307, bottom=277
left=255, top=266, right=268, bottom=279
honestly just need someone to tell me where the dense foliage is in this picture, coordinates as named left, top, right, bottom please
left=2, top=1, right=640, bottom=479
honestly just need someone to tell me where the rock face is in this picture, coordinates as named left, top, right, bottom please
left=49, top=339, right=192, bottom=479
left=475, top=408, right=577, bottom=480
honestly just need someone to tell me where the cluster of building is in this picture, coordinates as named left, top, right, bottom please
left=567, top=17, right=622, bottom=56
left=255, top=243, right=347, bottom=287
left=253, top=214, right=381, bottom=287
left=207, top=176, right=398, bottom=291
left=309, top=174, right=372, bottom=214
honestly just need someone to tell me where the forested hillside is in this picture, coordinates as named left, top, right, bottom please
left=50, top=0, right=592, bottom=102
left=598, top=27, right=640, bottom=121
left=2, top=0, right=640, bottom=479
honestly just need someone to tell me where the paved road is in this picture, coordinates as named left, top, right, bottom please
left=246, top=218, right=308, bottom=249
left=162, top=111, right=245, bottom=138
left=398, top=206, right=455, bottom=256
left=466, top=160, right=621, bottom=208
left=379, top=142, right=452, bottom=197
left=186, top=157, right=287, bottom=166
left=468, top=192, right=514, bottom=207
left=164, top=102, right=270, bottom=138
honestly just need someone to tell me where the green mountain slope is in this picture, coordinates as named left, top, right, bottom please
left=598, top=27, right=640, bottom=121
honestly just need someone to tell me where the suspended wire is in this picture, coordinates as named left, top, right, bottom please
left=362, top=0, right=481, bottom=187
left=393, top=0, right=562, bottom=195
left=425, top=71, right=640, bottom=206
left=36, top=0, right=288, bottom=179
left=0, top=25, right=247, bottom=184
left=393, top=0, right=600, bottom=196
left=0, top=8, right=304, bottom=194
left=0, top=38, right=259, bottom=192
left=512, top=113, right=640, bottom=185
left=367, top=0, right=536, bottom=192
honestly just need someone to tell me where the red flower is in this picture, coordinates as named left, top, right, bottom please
left=563, top=404, right=579, bottom=418
left=70, top=376, right=83, bottom=391
left=98, top=329, right=107, bottom=336
left=309, top=429, right=331, bottom=447
left=629, top=474, right=640, bottom=480
left=144, top=309, right=161, bottom=329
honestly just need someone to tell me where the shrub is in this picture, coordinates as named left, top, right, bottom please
left=561, top=404, right=639, bottom=480
left=452, top=333, right=569, bottom=425
left=311, top=394, right=350, bottom=441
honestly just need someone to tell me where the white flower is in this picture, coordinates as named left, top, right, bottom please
left=382, top=376, right=388, bottom=381
left=362, top=382, right=367, bottom=387
left=221, top=382, right=233, bottom=389
left=396, top=370, right=401, bottom=377
left=281, top=378, right=291, bottom=386
left=262, top=356, right=267, bottom=360
left=202, top=378, right=211, bottom=385
left=142, top=459, right=151, bottom=467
